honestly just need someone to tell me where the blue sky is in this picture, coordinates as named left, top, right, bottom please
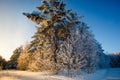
left=0, top=0, right=120, bottom=60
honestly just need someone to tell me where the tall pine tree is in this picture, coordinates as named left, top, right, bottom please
left=22, top=0, right=106, bottom=73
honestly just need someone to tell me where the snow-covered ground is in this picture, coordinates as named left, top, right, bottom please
left=0, top=68, right=120, bottom=80
left=103, top=68, right=120, bottom=80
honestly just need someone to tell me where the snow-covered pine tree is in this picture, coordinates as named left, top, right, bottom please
left=57, top=22, right=102, bottom=74
left=23, top=0, right=73, bottom=71
left=95, top=43, right=110, bottom=68
left=23, top=0, right=105, bottom=73
left=77, top=22, right=110, bottom=73
left=56, top=29, right=88, bottom=76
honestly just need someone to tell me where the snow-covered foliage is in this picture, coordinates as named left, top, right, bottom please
left=17, top=44, right=30, bottom=70
left=20, top=0, right=108, bottom=75
left=56, top=29, right=88, bottom=76
left=28, top=51, right=56, bottom=72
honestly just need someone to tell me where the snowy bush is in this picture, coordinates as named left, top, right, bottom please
left=17, top=44, right=30, bottom=70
